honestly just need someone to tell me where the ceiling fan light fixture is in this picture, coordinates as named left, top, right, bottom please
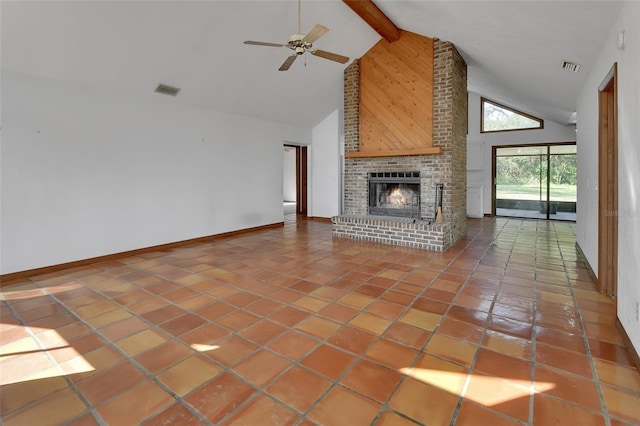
left=243, top=0, right=348, bottom=71
left=288, top=34, right=304, bottom=44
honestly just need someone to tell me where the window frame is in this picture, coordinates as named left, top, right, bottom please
left=481, top=97, right=544, bottom=133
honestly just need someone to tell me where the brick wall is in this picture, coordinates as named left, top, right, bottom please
left=342, top=40, right=468, bottom=246
left=433, top=40, right=468, bottom=243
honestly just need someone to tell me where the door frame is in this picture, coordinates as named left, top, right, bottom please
left=284, top=144, right=308, bottom=216
left=598, top=63, right=618, bottom=298
left=299, top=146, right=308, bottom=216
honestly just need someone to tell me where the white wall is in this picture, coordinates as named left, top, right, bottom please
left=466, top=91, right=577, bottom=214
left=309, top=109, right=340, bottom=218
left=283, top=148, right=296, bottom=202
left=576, top=2, right=640, bottom=353
left=0, top=71, right=309, bottom=274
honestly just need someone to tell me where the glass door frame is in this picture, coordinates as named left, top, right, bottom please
left=492, top=142, right=577, bottom=221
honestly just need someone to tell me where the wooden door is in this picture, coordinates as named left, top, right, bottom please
left=598, top=63, right=618, bottom=298
left=285, top=144, right=308, bottom=217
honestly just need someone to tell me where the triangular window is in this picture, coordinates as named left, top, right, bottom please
left=481, top=98, right=544, bottom=133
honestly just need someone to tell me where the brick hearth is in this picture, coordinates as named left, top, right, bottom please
left=332, top=215, right=452, bottom=251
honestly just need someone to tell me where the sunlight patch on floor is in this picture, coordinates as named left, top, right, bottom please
left=399, top=367, right=556, bottom=406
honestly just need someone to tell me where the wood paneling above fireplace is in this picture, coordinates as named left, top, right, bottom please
left=346, top=30, right=439, bottom=158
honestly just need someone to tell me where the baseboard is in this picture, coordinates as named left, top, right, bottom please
left=575, top=242, right=598, bottom=284
left=309, top=216, right=332, bottom=223
left=575, top=243, right=640, bottom=370
left=0, top=222, right=284, bottom=286
left=616, top=318, right=640, bottom=371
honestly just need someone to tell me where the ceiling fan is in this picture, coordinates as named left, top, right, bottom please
left=243, top=0, right=350, bottom=71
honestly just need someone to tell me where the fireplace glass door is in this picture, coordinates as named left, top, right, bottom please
left=369, top=172, right=420, bottom=218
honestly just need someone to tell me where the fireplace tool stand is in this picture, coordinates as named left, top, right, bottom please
left=435, top=183, right=444, bottom=223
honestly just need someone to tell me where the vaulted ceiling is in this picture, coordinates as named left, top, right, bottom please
left=1, top=1, right=623, bottom=129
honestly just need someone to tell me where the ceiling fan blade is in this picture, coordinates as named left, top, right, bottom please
left=303, top=24, right=329, bottom=44
left=279, top=55, right=297, bottom=71
left=311, top=49, right=350, bottom=64
left=244, top=40, right=286, bottom=48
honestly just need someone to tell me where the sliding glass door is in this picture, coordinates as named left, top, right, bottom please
left=494, top=144, right=576, bottom=220
left=549, top=145, right=577, bottom=220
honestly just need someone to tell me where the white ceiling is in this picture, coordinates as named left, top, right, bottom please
left=1, top=1, right=623, bottom=129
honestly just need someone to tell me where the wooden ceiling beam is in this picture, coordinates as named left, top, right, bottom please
left=343, top=0, right=400, bottom=43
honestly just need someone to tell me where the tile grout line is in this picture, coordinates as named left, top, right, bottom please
left=8, top=221, right=440, bottom=424
left=557, top=221, right=613, bottom=426
left=209, top=233, right=434, bottom=423
left=1, top=290, right=110, bottom=426
left=122, top=219, right=459, bottom=426
left=527, top=220, right=542, bottom=426
left=4, top=218, right=633, bottom=425
left=242, top=225, right=487, bottom=424
left=120, top=232, right=369, bottom=424
left=92, top=236, right=343, bottom=424
left=36, top=273, right=227, bottom=426
left=378, top=217, right=508, bottom=425
left=449, top=217, right=529, bottom=426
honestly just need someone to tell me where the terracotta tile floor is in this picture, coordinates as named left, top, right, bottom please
left=2, top=217, right=640, bottom=425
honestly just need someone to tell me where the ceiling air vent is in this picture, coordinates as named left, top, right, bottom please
left=154, top=83, right=181, bottom=97
left=560, top=60, right=581, bottom=73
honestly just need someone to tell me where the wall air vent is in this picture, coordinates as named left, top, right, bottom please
left=560, top=60, right=581, bottom=73
left=154, top=83, right=181, bottom=97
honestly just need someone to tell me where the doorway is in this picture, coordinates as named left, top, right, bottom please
left=283, top=144, right=308, bottom=220
left=493, top=143, right=577, bottom=220
left=598, top=63, right=618, bottom=298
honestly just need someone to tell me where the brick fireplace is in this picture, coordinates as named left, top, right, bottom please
left=333, top=39, right=468, bottom=251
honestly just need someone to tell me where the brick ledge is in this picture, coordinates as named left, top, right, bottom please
left=332, top=215, right=452, bottom=251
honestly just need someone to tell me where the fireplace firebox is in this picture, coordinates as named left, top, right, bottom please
left=369, top=172, right=420, bottom=218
